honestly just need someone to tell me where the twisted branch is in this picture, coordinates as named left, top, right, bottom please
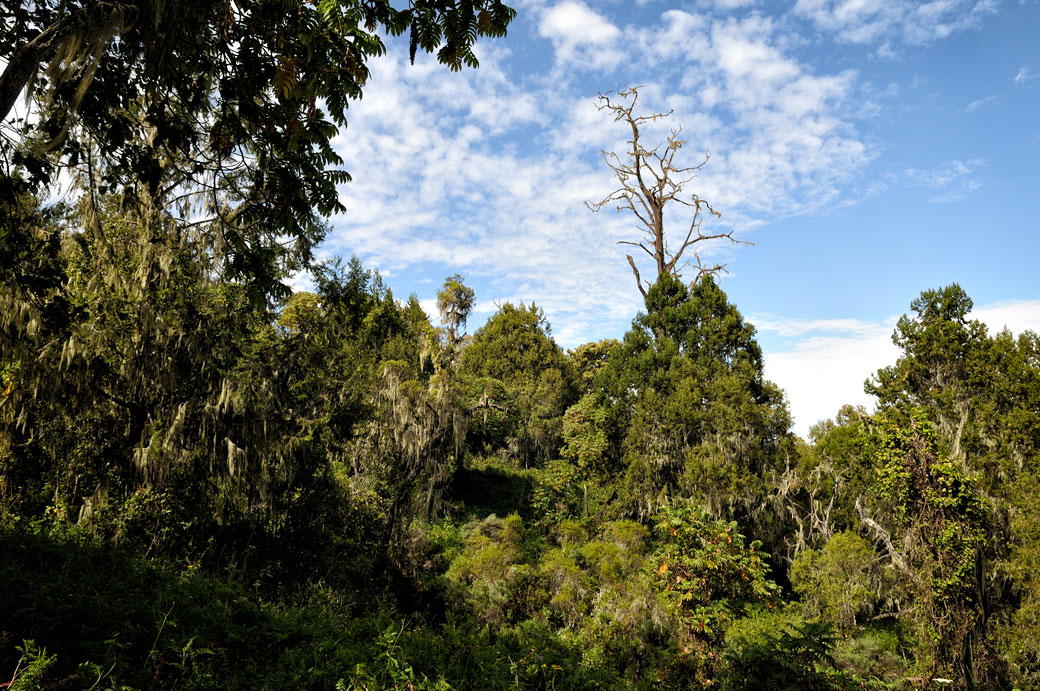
left=585, top=86, right=751, bottom=295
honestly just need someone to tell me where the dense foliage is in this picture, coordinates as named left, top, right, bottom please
left=3, top=6, right=1040, bottom=689
left=11, top=221, right=1036, bottom=688
left=2, top=0, right=516, bottom=300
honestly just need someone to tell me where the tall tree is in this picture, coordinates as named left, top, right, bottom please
left=599, top=273, right=791, bottom=526
left=437, top=273, right=475, bottom=345
left=365, top=275, right=477, bottom=546
left=0, top=195, right=400, bottom=565
left=868, top=284, right=989, bottom=461
left=864, top=284, right=1040, bottom=687
left=461, top=303, right=577, bottom=466
left=1, top=0, right=515, bottom=298
left=586, top=86, right=745, bottom=297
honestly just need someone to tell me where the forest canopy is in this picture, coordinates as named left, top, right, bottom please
left=2, top=4, right=1039, bottom=691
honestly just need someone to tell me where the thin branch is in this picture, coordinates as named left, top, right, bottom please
left=626, top=254, right=647, bottom=299
left=617, top=240, right=656, bottom=261
left=587, top=85, right=746, bottom=291
left=857, top=497, right=914, bottom=577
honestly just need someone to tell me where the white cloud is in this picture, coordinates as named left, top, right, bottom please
left=972, top=299, right=1040, bottom=336
left=324, top=10, right=872, bottom=350
left=286, top=269, right=316, bottom=294
left=1014, top=65, right=1036, bottom=84
left=863, top=159, right=984, bottom=204
left=752, top=316, right=887, bottom=338
left=759, top=297, right=1040, bottom=438
left=909, top=159, right=984, bottom=202
left=634, top=10, right=709, bottom=62
left=538, top=2, right=624, bottom=69
left=966, top=94, right=998, bottom=111
left=630, top=14, right=868, bottom=219
left=761, top=321, right=898, bottom=437
left=793, top=0, right=996, bottom=50
left=908, top=159, right=982, bottom=187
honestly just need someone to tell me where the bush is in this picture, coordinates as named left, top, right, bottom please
left=790, top=531, right=895, bottom=629
left=445, top=515, right=527, bottom=625
left=721, top=609, right=855, bottom=691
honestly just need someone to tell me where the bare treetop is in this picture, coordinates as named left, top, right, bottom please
left=586, top=86, right=749, bottom=298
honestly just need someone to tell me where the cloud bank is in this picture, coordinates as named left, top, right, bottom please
left=759, top=298, right=1040, bottom=437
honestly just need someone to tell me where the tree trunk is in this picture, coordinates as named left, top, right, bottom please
left=0, top=2, right=129, bottom=123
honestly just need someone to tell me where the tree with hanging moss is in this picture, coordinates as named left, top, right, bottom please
left=597, top=273, right=791, bottom=530
left=2, top=0, right=515, bottom=299
left=856, top=409, right=998, bottom=689
left=864, top=284, right=1040, bottom=687
left=461, top=303, right=577, bottom=467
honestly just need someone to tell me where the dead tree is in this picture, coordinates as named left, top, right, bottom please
left=586, top=86, right=748, bottom=298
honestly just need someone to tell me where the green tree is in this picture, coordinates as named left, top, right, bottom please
left=461, top=303, right=577, bottom=467
left=790, top=530, right=896, bottom=630
left=2, top=0, right=515, bottom=298
left=362, top=275, right=476, bottom=548
left=276, top=291, right=321, bottom=335
left=868, top=284, right=991, bottom=463
left=651, top=509, right=780, bottom=687
left=774, top=405, right=873, bottom=557
left=567, top=339, right=618, bottom=396
left=865, top=284, right=1040, bottom=687
left=1000, top=468, right=1040, bottom=687
left=560, top=394, right=610, bottom=472
left=0, top=199, right=265, bottom=531
left=0, top=200, right=405, bottom=578
left=857, top=410, right=998, bottom=689
left=600, top=273, right=791, bottom=526
left=437, top=273, right=475, bottom=344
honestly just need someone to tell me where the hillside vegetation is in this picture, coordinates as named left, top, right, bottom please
left=4, top=204, right=1039, bottom=688
left=3, top=2, right=1039, bottom=687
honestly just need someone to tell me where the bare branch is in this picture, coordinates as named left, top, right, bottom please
left=617, top=240, right=656, bottom=261
left=626, top=255, right=648, bottom=299
left=693, top=256, right=729, bottom=283
left=586, top=85, right=747, bottom=294
left=857, top=497, right=915, bottom=577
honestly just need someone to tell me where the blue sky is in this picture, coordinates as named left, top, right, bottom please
left=316, top=0, right=1040, bottom=436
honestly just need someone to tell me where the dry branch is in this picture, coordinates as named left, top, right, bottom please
left=585, top=86, right=751, bottom=295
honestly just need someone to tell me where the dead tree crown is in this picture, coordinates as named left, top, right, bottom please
left=586, top=86, right=749, bottom=298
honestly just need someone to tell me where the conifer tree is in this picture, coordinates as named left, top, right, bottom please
left=600, top=273, right=791, bottom=525
left=461, top=303, right=577, bottom=466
